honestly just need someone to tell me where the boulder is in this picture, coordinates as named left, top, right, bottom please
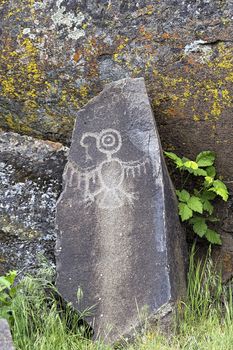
left=0, top=131, right=67, bottom=275
left=56, top=78, right=186, bottom=343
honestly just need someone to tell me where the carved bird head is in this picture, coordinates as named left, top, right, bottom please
left=80, top=128, right=122, bottom=161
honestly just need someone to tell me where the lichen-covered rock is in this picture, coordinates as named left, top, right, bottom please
left=0, top=0, right=233, bottom=276
left=0, top=131, right=68, bottom=275
left=0, top=0, right=232, bottom=182
left=56, top=78, right=186, bottom=342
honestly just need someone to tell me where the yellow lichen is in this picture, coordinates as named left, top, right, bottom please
left=22, top=38, right=36, bottom=54
left=222, top=89, right=230, bottom=102
left=225, top=72, right=233, bottom=83
left=5, top=114, right=17, bottom=129
left=193, top=115, right=200, bottom=121
left=1, top=77, right=15, bottom=95
left=79, top=85, right=89, bottom=98
left=211, top=101, right=221, bottom=117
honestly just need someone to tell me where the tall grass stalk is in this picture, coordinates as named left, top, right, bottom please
left=181, top=244, right=223, bottom=324
left=1, top=268, right=108, bottom=350
left=131, top=244, right=233, bottom=350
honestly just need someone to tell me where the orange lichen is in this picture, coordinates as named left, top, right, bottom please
left=73, top=51, right=82, bottom=62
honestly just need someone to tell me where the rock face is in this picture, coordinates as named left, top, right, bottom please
left=56, top=78, right=186, bottom=343
left=0, top=0, right=233, bottom=288
left=0, top=0, right=232, bottom=183
left=212, top=198, right=233, bottom=282
left=0, top=319, right=15, bottom=350
left=0, top=131, right=68, bottom=275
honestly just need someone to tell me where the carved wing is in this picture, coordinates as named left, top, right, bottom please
left=122, top=156, right=150, bottom=178
left=64, top=161, right=100, bottom=195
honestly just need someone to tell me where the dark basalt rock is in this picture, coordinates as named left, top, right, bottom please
left=56, top=78, right=186, bottom=343
left=0, top=131, right=68, bottom=275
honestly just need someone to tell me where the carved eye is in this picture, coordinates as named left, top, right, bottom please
left=98, top=129, right=122, bottom=154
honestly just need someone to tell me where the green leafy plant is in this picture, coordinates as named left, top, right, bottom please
left=165, top=150, right=229, bottom=244
left=0, top=270, right=17, bottom=322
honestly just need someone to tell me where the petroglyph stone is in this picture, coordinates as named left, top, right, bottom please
left=0, top=319, right=15, bottom=350
left=56, top=78, right=186, bottom=343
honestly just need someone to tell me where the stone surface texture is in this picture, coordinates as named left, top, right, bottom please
left=0, top=319, right=15, bottom=350
left=212, top=198, right=233, bottom=282
left=0, top=131, right=68, bottom=275
left=0, top=0, right=232, bottom=183
left=56, top=78, right=186, bottom=343
left=0, top=0, right=232, bottom=285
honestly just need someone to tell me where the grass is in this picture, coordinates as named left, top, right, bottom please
left=0, top=245, right=233, bottom=350
left=129, top=245, right=233, bottom=350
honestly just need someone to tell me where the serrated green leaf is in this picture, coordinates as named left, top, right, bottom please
left=203, top=199, right=214, bottom=215
left=183, top=161, right=198, bottom=170
left=183, top=167, right=195, bottom=175
left=5, top=271, right=17, bottom=285
left=176, top=189, right=190, bottom=203
left=201, top=190, right=217, bottom=201
left=213, top=179, right=226, bottom=188
left=178, top=203, right=193, bottom=221
left=0, top=292, right=10, bottom=303
left=164, top=152, right=183, bottom=167
left=204, top=176, right=214, bottom=187
left=0, top=286, right=6, bottom=293
left=187, top=196, right=203, bottom=214
left=0, top=277, right=11, bottom=289
left=190, top=217, right=207, bottom=237
left=192, top=168, right=207, bottom=177
left=206, top=166, right=216, bottom=178
left=164, top=151, right=179, bottom=161
left=213, top=180, right=228, bottom=191
left=207, top=216, right=220, bottom=223
left=196, top=151, right=215, bottom=167
left=205, top=229, right=222, bottom=245
left=210, top=187, right=228, bottom=201
left=209, top=180, right=229, bottom=201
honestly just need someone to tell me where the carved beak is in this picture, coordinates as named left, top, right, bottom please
left=80, top=132, right=98, bottom=161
